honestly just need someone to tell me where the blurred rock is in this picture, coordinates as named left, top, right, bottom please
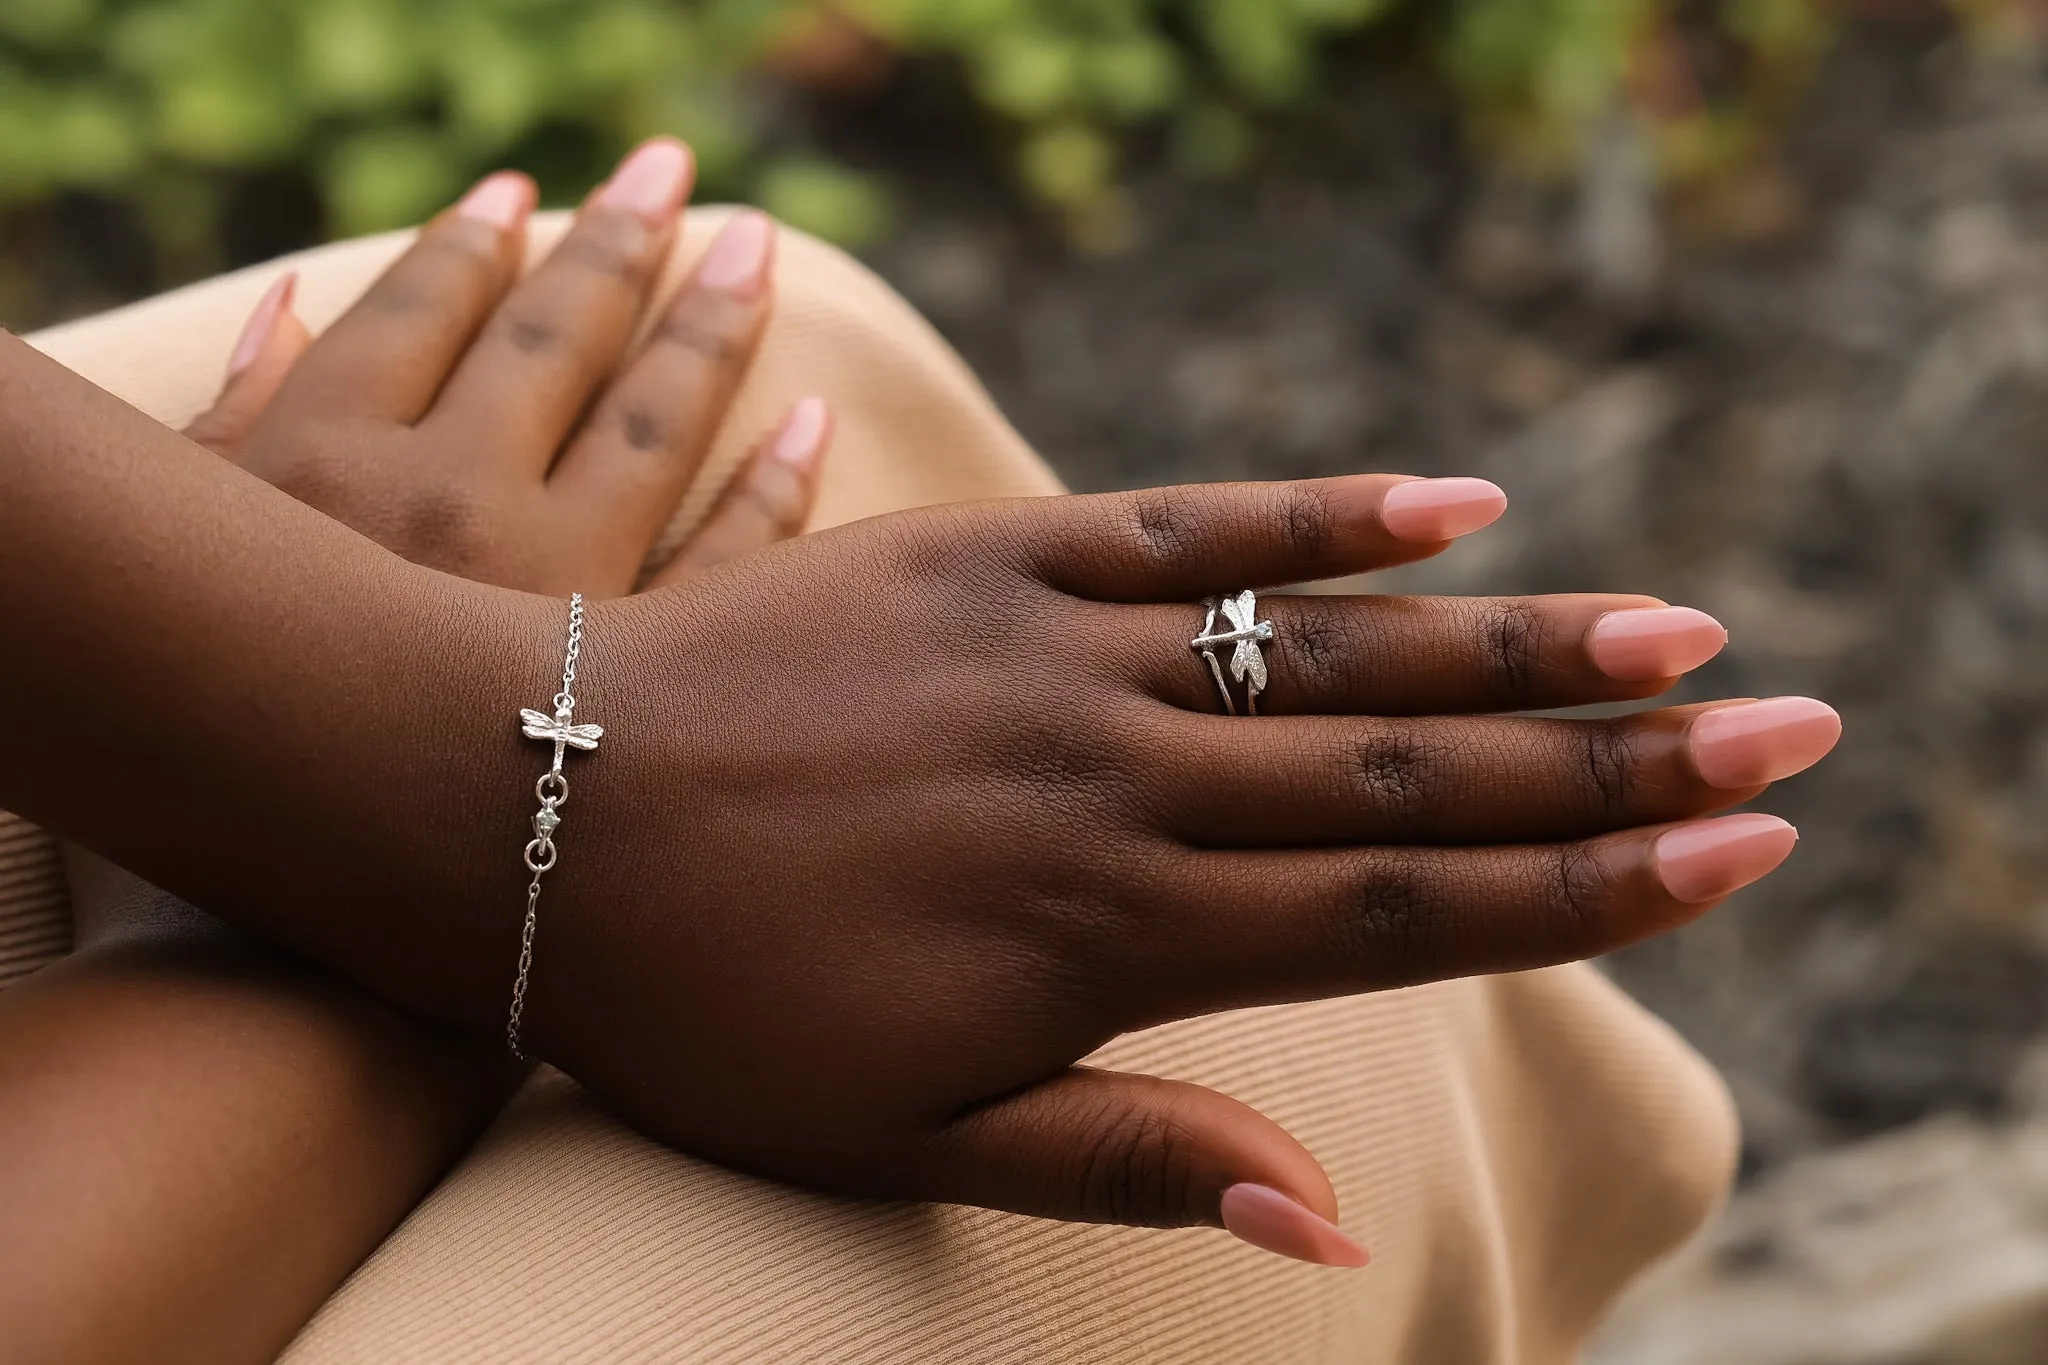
left=1589, top=1115, right=2048, bottom=1365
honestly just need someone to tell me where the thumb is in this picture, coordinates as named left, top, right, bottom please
left=184, top=271, right=309, bottom=459
left=916, top=1067, right=1368, bottom=1268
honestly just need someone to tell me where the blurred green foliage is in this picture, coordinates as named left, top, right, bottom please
left=0, top=0, right=1994, bottom=269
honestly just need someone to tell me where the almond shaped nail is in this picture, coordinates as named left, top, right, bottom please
left=226, top=272, right=297, bottom=380
left=1585, top=606, right=1727, bottom=681
left=698, top=211, right=775, bottom=296
left=1219, top=1183, right=1370, bottom=1268
left=1689, top=697, right=1842, bottom=789
left=595, top=137, right=693, bottom=221
left=1654, top=813, right=1799, bottom=904
left=1380, top=477, right=1508, bottom=543
left=455, top=171, right=534, bottom=230
left=772, top=396, right=830, bottom=469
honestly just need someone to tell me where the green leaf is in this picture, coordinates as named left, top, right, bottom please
left=1018, top=121, right=1113, bottom=207
left=971, top=27, right=1081, bottom=118
left=298, top=0, right=424, bottom=111
left=0, top=0, right=98, bottom=51
left=152, top=66, right=305, bottom=165
left=325, top=126, right=461, bottom=236
left=1087, top=34, right=1183, bottom=121
left=1198, top=0, right=1314, bottom=104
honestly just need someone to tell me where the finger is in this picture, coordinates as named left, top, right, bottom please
left=551, top=211, right=778, bottom=547
left=261, top=172, right=534, bottom=424
left=426, top=138, right=695, bottom=471
left=1174, top=813, right=1798, bottom=1014
left=914, top=1068, right=1367, bottom=1267
left=1159, top=698, right=1840, bottom=847
left=646, top=397, right=831, bottom=587
left=1019, top=475, right=1506, bottom=602
left=184, top=272, right=311, bottom=460
left=1132, top=594, right=1729, bottom=716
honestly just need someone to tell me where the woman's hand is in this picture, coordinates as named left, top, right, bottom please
left=523, top=473, right=1838, bottom=1265
left=187, top=139, right=824, bottom=597
left=75, top=138, right=829, bottom=952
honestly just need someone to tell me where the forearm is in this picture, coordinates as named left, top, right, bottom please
left=0, top=874, right=520, bottom=1365
left=0, top=333, right=549, bottom=1028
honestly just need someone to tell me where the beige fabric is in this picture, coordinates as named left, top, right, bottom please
left=7, top=212, right=1739, bottom=1362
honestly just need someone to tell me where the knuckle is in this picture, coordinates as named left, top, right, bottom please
left=1552, top=841, right=1614, bottom=942
left=1272, top=483, right=1335, bottom=567
left=1346, top=728, right=1445, bottom=822
left=501, top=313, right=560, bottom=356
left=1077, top=1103, right=1199, bottom=1227
left=1484, top=601, right=1549, bottom=698
left=617, top=406, right=667, bottom=454
left=1580, top=722, right=1638, bottom=819
left=1343, top=853, right=1458, bottom=981
left=1125, top=487, right=1204, bottom=566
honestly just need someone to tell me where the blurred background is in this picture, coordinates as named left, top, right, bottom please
left=5, top=2, right=2048, bottom=1360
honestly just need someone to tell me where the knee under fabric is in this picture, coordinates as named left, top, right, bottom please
left=4, top=212, right=1736, bottom=1363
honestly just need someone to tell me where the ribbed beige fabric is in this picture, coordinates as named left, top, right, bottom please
left=8, top=211, right=1739, bottom=1363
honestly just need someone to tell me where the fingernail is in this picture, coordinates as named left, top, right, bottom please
left=1219, top=1184, right=1370, bottom=1269
left=1654, top=813, right=1799, bottom=904
left=227, top=271, right=297, bottom=380
left=772, top=397, right=830, bottom=469
left=595, top=138, right=693, bottom=221
left=1585, top=606, right=1728, bottom=681
left=698, top=211, right=775, bottom=296
left=1381, top=477, right=1508, bottom=543
left=455, top=171, right=534, bottom=230
left=1689, top=697, right=1842, bottom=790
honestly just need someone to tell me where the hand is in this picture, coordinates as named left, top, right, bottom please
left=514, top=474, right=1840, bottom=1266
left=75, top=139, right=831, bottom=951
left=185, top=139, right=828, bottom=597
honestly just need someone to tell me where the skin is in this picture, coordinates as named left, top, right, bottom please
left=0, top=132, right=1839, bottom=1328
left=0, top=150, right=826, bottom=1365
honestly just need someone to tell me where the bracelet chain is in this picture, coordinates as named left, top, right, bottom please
left=507, top=592, right=599, bottom=1060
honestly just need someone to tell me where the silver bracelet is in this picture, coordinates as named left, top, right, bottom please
left=507, top=592, right=603, bottom=1059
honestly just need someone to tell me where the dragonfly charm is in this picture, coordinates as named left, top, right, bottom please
left=520, top=707, right=604, bottom=773
left=1191, top=590, right=1276, bottom=715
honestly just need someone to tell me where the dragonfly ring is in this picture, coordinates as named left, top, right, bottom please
left=1192, top=590, right=1276, bottom=716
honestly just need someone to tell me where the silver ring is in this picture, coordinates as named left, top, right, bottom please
left=1191, top=590, right=1275, bottom=716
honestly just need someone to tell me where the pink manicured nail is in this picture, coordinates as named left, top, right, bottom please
left=698, top=211, right=775, bottom=296
left=1690, top=697, right=1842, bottom=790
left=1654, top=813, right=1799, bottom=904
left=595, top=138, right=693, bottom=221
left=1585, top=606, right=1728, bottom=681
left=455, top=171, right=534, bottom=230
left=1219, top=1184, right=1370, bottom=1268
left=227, top=271, right=296, bottom=379
left=772, top=397, right=830, bottom=469
left=1381, top=477, right=1508, bottom=543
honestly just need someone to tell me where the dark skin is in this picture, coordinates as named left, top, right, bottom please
left=0, top=146, right=828, bottom=1365
left=0, top=135, right=1837, bottom=1303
